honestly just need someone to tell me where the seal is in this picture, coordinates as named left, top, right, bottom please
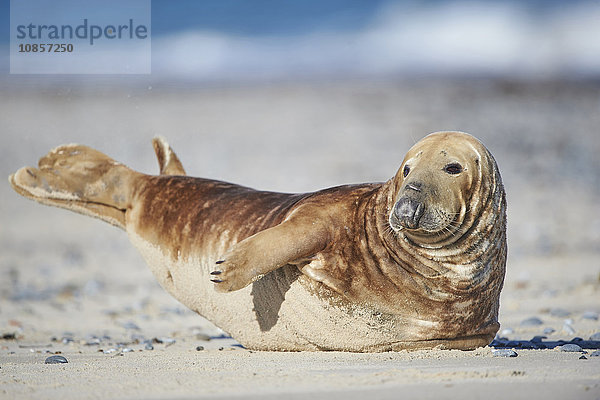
left=9, top=132, right=507, bottom=352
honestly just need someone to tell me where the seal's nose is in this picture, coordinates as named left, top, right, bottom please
left=394, top=197, right=425, bottom=229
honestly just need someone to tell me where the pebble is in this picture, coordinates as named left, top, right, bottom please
left=195, top=346, right=204, bottom=351
left=549, top=308, right=571, bottom=317
left=45, top=355, right=68, bottom=364
left=542, top=327, right=556, bottom=335
left=579, top=355, right=587, bottom=360
left=131, top=334, right=146, bottom=343
left=122, top=348, right=134, bottom=353
left=1, top=333, right=16, bottom=340
left=559, top=344, right=583, bottom=352
left=590, top=332, right=600, bottom=341
left=195, top=333, right=211, bottom=341
left=589, top=350, right=600, bottom=357
left=500, top=328, right=514, bottom=336
left=562, top=323, right=576, bottom=335
left=122, top=321, right=140, bottom=330
left=531, top=336, right=546, bottom=343
left=520, top=317, right=543, bottom=326
left=83, top=279, right=104, bottom=296
left=144, top=342, right=154, bottom=351
left=492, top=349, right=518, bottom=357
left=582, top=311, right=599, bottom=320
left=160, top=338, right=176, bottom=347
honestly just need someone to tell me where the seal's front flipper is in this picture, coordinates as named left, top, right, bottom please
left=9, top=144, right=138, bottom=229
left=152, top=136, right=186, bottom=176
left=211, top=212, right=331, bottom=292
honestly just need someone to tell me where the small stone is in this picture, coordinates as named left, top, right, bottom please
left=559, top=344, right=583, bottom=352
left=589, top=350, right=600, bottom=357
left=542, top=289, right=558, bottom=297
left=520, top=317, right=543, bottom=326
left=61, top=337, right=74, bottom=345
left=492, top=349, right=518, bottom=357
left=543, top=327, right=556, bottom=335
left=550, top=308, right=571, bottom=318
left=579, top=355, right=587, bottom=360
left=590, top=332, right=600, bottom=341
left=144, top=342, right=154, bottom=351
left=500, top=328, right=514, bottom=336
left=153, top=337, right=176, bottom=346
left=195, top=346, right=204, bottom=351
left=562, top=323, right=576, bottom=335
left=122, top=321, right=140, bottom=330
left=45, top=355, right=68, bottom=364
left=531, top=336, right=546, bottom=343
left=582, top=311, right=599, bottom=321
left=83, top=279, right=104, bottom=295
left=131, top=334, right=146, bottom=343
left=1, top=333, right=16, bottom=340
left=195, top=333, right=211, bottom=341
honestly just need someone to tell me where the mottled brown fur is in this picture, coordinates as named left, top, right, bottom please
left=9, top=132, right=506, bottom=352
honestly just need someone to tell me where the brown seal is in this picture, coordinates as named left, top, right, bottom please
left=9, top=132, right=507, bottom=352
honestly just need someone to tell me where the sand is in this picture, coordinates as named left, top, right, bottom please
left=1, top=78, right=599, bottom=399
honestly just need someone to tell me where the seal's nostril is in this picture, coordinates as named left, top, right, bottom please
left=406, top=181, right=422, bottom=192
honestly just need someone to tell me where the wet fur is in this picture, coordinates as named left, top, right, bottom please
left=9, top=132, right=506, bottom=352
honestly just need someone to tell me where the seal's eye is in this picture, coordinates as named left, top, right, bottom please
left=444, top=163, right=463, bottom=175
left=403, top=165, right=410, bottom=177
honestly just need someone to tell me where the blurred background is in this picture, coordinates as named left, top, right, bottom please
left=0, top=0, right=598, bottom=341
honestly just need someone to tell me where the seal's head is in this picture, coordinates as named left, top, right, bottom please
left=389, top=131, right=503, bottom=247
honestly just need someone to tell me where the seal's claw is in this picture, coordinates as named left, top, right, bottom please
left=210, top=278, right=223, bottom=283
left=209, top=250, right=258, bottom=292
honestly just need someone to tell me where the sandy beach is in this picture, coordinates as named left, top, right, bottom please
left=1, top=79, right=599, bottom=399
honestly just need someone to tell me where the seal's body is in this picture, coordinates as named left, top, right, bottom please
left=10, top=132, right=507, bottom=352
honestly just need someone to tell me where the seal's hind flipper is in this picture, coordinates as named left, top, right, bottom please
left=9, top=144, right=138, bottom=229
left=152, top=137, right=186, bottom=176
